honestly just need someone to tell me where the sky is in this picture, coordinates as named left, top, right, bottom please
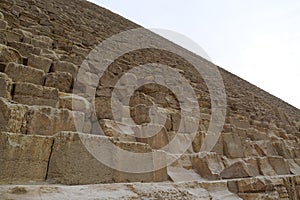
left=88, top=0, right=300, bottom=109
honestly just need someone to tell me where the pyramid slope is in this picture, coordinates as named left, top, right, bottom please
left=0, top=0, right=300, bottom=199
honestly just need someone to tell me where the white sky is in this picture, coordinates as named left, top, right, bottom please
left=88, top=0, right=300, bottom=109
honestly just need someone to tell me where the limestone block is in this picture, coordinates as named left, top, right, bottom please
left=222, top=132, right=244, bottom=158
left=0, top=98, right=28, bottom=133
left=47, top=132, right=167, bottom=185
left=52, top=60, right=78, bottom=77
left=1, top=30, right=22, bottom=43
left=0, top=132, right=53, bottom=184
left=45, top=72, right=73, bottom=92
left=0, top=19, right=8, bottom=30
left=28, top=53, right=52, bottom=73
left=235, top=177, right=275, bottom=193
left=13, top=82, right=59, bottom=107
left=4, top=62, right=45, bottom=85
left=268, top=156, right=290, bottom=175
left=8, top=41, right=41, bottom=57
left=257, top=157, right=277, bottom=176
left=229, top=116, right=250, bottom=129
left=0, top=44, right=22, bottom=63
left=59, top=92, right=91, bottom=112
left=191, top=152, right=224, bottom=180
left=0, top=72, right=12, bottom=99
left=25, top=107, right=84, bottom=136
left=31, top=35, right=53, bottom=49
left=220, top=160, right=259, bottom=179
left=135, top=125, right=169, bottom=149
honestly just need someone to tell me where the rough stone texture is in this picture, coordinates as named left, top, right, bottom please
left=0, top=44, right=22, bottom=63
left=45, top=72, right=73, bottom=92
left=4, top=62, right=45, bottom=85
left=13, top=82, right=59, bottom=107
left=0, top=98, right=28, bottom=134
left=0, top=72, right=12, bottom=99
left=0, top=132, right=53, bottom=184
left=47, top=132, right=167, bottom=185
left=0, top=0, right=299, bottom=198
left=25, top=107, right=84, bottom=136
left=27, top=54, right=52, bottom=73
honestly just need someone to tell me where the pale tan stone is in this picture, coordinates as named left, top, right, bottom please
left=4, top=62, right=45, bottom=85
left=220, top=160, right=259, bottom=179
left=0, top=44, right=22, bottom=63
left=28, top=53, right=52, bottom=73
left=191, top=152, right=224, bottom=180
left=0, top=132, right=53, bottom=184
left=47, top=132, right=166, bottom=184
left=52, top=60, right=78, bottom=77
left=0, top=98, right=28, bottom=134
left=13, top=82, right=59, bottom=107
left=222, top=132, right=244, bottom=158
left=45, top=72, right=73, bottom=92
left=25, top=107, right=84, bottom=136
left=0, top=72, right=12, bottom=99
left=268, top=156, right=290, bottom=175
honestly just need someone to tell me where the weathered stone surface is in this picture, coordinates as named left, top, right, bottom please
left=52, top=60, right=78, bottom=77
left=0, top=19, right=8, bottom=30
left=25, top=107, right=84, bottom=136
left=222, top=132, right=244, bottom=158
left=0, top=132, right=53, bottom=184
left=13, top=82, right=59, bottom=107
left=191, top=152, right=225, bottom=180
left=45, top=72, right=73, bottom=92
left=0, top=72, right=12, bottom=99
left=0, top=98, right=28, bottom=134
left=0, top=44, right=22, bottom=63
left=4, top=62, right=45, bottom=85
left=8, top=41, right=41, bottom=57
left=47, top=132, right=167, bottom=185
left=27, top=53, right=52, bottom=73
left=220, top=160, right=259, bottom=179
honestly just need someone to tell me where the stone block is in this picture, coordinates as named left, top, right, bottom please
left=52, top=60, right=78, bottom=77
left=0, top=19, right=8, bottom=30
left=13, top=82, right=59, bottom=107
left=0, top=44, right=22, bottom=63
left=25, top=107, right=84, bottom=136
left=220, top=160, right=259, bottom=179
left=0, top=97, right=28, bottom=134
left=0, top=132, right=53, bottom=184
left=4, top=62, right=45, bottom=85
left=47, top=132, right=167, bottom=185
left=8, top=41, right=41, bottom=57
left=0, top=72, right=12, bottom=99
left=222, top=132, right=244, bottom=158
left=45, top=72, right=73, bottom=92
left=191, top=152, right=224, bottom=180
left=28, top=53, right=52, bottom=73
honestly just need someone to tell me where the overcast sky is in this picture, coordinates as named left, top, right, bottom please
left=88, top=0, right=300, bottom=109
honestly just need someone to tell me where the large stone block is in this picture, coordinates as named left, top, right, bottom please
left=25, top=107, right=84, bottom=136
left=220, top=160, right=259, bottom=179
left=0, top=132, right=53, bottom=184
left=4, top=62, right=45, bottom=85
left=27, top=53, right=52, bottom=73
left=191, top=152, right=225, bottom=180
left=8, top=41, right=41, bottom=57
left=52, top=60, right=78, bottom=77
left=47, top=132, right=167, bottom=185
left=45, top=72, right=73, bottom=92
left=0, top=72, right=12, bottom=99
left=0, top=98, right=28, bottom=134
left=0, top=44, right=22, bottom=63
left=13, top=82, right=59, bottom=107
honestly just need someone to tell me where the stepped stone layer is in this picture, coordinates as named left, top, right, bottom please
left=0, top=0, right=300, bottom=199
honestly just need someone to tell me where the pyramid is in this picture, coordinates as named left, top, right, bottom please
left=0, top=0, right=300, bottom=199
